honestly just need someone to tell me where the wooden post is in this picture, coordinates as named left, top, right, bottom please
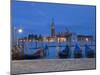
left=22, top=39, right=24, bottom=57
left=17, top=39, right=20, bottom=57
left=35, top=40, right=37, bottom=48
left=56, top=38, right=60, bottom=57
left=26, top=38, right=28, bottom=54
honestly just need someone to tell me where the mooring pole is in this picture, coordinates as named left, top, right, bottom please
left=22, top=39, right=24, bottom=57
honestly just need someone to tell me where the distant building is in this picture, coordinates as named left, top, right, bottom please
left=77, top=35, right=93, bottom=42
left=56, top=32, right=72, bottom=41
left=43, top=19, right=72, bottom=42
left=42, top=19, right=94, bottom=43
left=17, top=19, right=94, bottom=43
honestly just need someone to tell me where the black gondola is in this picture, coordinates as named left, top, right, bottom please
left=74, top=44, right=82, bottom=58
left=58, top=45, right=70, bottom=58
left=24, top=48, right=45, bottom=59
left=85, top=44, right=95, bottom=58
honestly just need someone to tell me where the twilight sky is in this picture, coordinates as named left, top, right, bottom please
left=11, top=1, right=96, bottom=37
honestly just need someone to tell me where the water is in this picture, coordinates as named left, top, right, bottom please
left=18, top=41, right=96, bottom=59
left=23, top=42, right=66, bottom=59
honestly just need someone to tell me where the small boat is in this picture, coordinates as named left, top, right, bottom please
left=58, top=45, right=70, bottom=58
left=24, top=48, right=45, bottom=59
left=74, top=44, right=82, bottom=58
left=85, top=44, right=95, bottom=58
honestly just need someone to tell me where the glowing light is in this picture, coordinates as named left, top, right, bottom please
left=20, top=40, right=22, bottom=42
left=49, top=39, right=54, bottom=42
left=18, top=28, right=23, bottom=33
left=29, top=39, right=32, bottom=42
left=86, top=38, right=89, bottom=41
left=60, top=37, right=66, bottom=42
left=57, top=37, right=66, bottom=42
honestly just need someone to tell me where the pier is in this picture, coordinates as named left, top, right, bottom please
left=11, top=58, right=96, bottom=74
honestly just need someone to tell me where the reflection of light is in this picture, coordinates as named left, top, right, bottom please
left=86, top=38, right=89, bottom=41
left=18, top=28, right=23, bottom=33
left=49, top=39, right=54, bottom=42
left=57, top=38, right=60, bottom=42
left=20, top=40, right=22, bottom=42
left=29, top=39, right=32, bottom=42
left=72, top=39, right=77, bottom=43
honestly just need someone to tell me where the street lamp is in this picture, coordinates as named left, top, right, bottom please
left=18, top=28, right=23, bottom=33
left=16, top=28, right=23, bottom=44
left=14, top=27, right=24, bottom=43
left=17, top=28, right=25, bottom=56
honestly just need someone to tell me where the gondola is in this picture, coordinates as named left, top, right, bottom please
left=24, top=48, right=45, bottom=59
left=58, top=45, right=70, bottom=58
left=85, top=44, right=95, bottom=58
left=74, top=44, right=82, bottom=58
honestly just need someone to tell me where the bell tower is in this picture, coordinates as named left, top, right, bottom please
left=51, top=18, right=56, bottom=37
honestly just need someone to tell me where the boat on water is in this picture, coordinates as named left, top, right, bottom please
left=74, top=44, right=82, bottom=58
left=58, top=45, right=70, bottom=58
left=85, top=44, right=95, bottom=58
left=24, top=48, right=45, bottom=59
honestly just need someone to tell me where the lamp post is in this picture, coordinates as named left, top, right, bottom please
left=15, top=27, right=24, bottom=57
left=17, top=28, right=25, bottom=57
left=13, top=27, right=24, bottom=59
left=13, top=27, right=23, bottom=45
left=17, top=28, right=23, bottom=46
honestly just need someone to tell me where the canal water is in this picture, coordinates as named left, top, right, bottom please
left=19, top=41, right=96, bottom=59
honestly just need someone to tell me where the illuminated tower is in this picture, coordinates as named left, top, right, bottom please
left=51, top=18, right=56, bottom=37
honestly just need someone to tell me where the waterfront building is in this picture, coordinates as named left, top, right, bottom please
left=77, top=35, right=93, bottom=42
left=15, top=19, right=94, bottom=43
